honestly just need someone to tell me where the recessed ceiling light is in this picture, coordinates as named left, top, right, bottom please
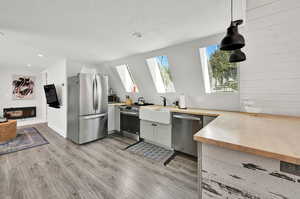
left=27, top=64, right=31, bottom=67
left=132, top=32, right=142, bottom=38
left=38, top=53, right=44, bottom=57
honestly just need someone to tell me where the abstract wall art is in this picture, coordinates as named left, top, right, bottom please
left=12, top=75, right=35, bottom=100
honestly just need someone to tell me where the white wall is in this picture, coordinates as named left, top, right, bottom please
left=0, top=67, right=46, bottom=126
left=46, top=59, right=68, bottom=137
left=66, top=60, right=100, bottom=77
left=99, top=0, right=300, bottom=116
left=101, top=34, right=241, bottom=111
left=240, top=0, right=300, bottom=116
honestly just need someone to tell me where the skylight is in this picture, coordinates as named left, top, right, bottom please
left=146, top=56, right=175, bottom=93
left=199, top=44, right=238, bottom=93
left=116, top=64, right=138, bottom=93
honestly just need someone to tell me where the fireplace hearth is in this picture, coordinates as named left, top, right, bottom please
left=3, top=107, right=36, bottom=119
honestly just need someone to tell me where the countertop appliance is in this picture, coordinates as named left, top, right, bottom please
left=119, top=105, right=140, bottom=140
left=108, top=94, right=120, bottom=103
left=172, top=113, right=203, bottom=157
left=67, top=73, right=108, bottom=144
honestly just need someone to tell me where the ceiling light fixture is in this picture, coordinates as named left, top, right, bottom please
left=38, top=53, right=44, bottom=57
left=132, top=32, right=142, bottom=38
left=27, top=64, right=32, bottom=67
left=220, top=0, right=246, bottom=55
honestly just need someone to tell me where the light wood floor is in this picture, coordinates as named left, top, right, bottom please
left=0, top=123, right=197, bottom=199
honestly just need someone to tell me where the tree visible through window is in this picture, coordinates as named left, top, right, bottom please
left=146, top=56, right=175, bottom=93
left=199, top=45, right=238, bottom=93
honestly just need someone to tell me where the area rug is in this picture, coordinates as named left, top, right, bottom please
left=0, top=127, right=49, bottom=155
left=126, top=141, right=174, bottom=164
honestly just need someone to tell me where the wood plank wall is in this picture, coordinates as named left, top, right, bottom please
left=240, top=0, right=300, bottom=116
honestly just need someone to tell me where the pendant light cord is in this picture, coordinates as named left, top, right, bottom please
left=231, top=0, right=233, bottom=21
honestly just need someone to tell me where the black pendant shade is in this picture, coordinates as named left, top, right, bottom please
left=229, top=49, right=246, bottom=63
left=220, top=20, right=245, bottom=51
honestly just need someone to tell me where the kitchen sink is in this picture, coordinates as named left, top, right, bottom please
left=139, top=107, right=171, bottom=124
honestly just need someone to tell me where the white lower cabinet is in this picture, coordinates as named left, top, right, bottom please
left=140, top=120, right=155, bottom=141
left=108, top=105, right=115, bottom=132
left=108, top=105, right=120, bottom=133
left=115, top=106, right=120, bottom=131
left=155, top=123, right=172, bottom=148
left=140, top=120, right=172, bottom=148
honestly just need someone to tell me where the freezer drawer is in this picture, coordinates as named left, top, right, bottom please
left=172, top=113, right=203, bottom=157
left=79, top=113, right=108, bottom=144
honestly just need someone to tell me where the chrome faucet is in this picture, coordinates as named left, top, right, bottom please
left=160, top=96, right=167, bottom=106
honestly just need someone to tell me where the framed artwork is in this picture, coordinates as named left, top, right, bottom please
left=12, top=75, right=35, bottom=100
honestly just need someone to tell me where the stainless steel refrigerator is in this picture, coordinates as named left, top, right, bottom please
left=67, top=73, right=108, bottom=144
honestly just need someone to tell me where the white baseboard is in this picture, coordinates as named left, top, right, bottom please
left=48, top=124, right=67, bottom=138
left=17, top=120, right=47, bottom=127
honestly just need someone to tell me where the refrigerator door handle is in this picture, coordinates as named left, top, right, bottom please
left=92, top=78, right=96, bottom=111
left=82, top=113, right=107, bottom=120
left=95, top=76, right=99, bottom=111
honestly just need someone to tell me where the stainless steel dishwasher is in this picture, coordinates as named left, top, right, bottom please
left=172, top=113, right=203, bottom=157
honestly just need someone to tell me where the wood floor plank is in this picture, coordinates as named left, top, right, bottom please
left=0, top=124, right=197, bottom=199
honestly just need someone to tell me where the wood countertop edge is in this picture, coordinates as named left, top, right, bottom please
left=194, top=136, right=300, bottom=165
left=110, top=103, right=300, bottom=164
left=108, top=103, right=125, bottom=106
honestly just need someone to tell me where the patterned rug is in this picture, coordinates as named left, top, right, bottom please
left=126, top=141, right=174, bottom=164
left=0, top=127, right=49, bottom=155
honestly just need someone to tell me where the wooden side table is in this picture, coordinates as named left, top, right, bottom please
left=0, top=120, right=17, bottom=142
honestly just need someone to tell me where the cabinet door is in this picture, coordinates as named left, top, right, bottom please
left=108, top=105, right=115, bottom=132
left=155, top=124, right=172, bottom=148
left=140, top=120, right=154, bottom=141
left=115, top=106, right=120, bottom=131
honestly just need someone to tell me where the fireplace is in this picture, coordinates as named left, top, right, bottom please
left=3, top=107, right=36, bottom=119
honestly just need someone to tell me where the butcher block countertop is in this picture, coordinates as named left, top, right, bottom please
left=108, top=102, right=125, bottom=106
left=141, top=105, right=300, bottom=165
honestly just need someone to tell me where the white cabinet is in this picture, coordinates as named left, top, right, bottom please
left=155, top=123, right=172, bottom=148
left=115, top=106, right=120, bottom=131
left=108, top=105, right=115, bottom=133
left=108, top=104, right=121, bottom=133
left=140, top=120, right=172, bottom=148
left=140, top=120, right=155, bottom=141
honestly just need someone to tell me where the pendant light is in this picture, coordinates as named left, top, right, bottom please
left=229, top=49, right=246, bottom=63
left=220, top=0, right=245, bottom=51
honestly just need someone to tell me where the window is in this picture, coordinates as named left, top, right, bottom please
left=116, top=64, right=138, bottom=93
left=199, top=44, right=238, bottom=93
left=146, top=56, right=175, bottom=93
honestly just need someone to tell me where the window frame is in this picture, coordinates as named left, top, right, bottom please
left=199, top=44, right=240, bottom=95
left=146, top=55, right=176, bottom=94
left=115, top=64, right=139, bottom=93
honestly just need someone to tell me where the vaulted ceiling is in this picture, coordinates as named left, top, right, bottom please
left=0, top=0, right=245, bottom=69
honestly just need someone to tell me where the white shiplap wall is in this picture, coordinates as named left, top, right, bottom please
left=240, top=0, right=300, bottom=116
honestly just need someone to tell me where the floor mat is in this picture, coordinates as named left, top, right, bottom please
left=0, top=127, right=49, bottom=155
left=126, top=141, right=174, bottom=164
